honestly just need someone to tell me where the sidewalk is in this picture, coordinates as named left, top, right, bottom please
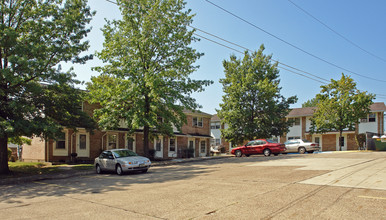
left=0, top=155, right=231, bottom=185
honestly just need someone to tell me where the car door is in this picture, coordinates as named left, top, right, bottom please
left=285, top=141, right=297, bottom=153
left=255, top=140, right=266, bottom=154
left=244, top=141, right=255, bottom=155
left=98, top=151, right=110, bottom=170
left=106, top=151, right=116, bottom=171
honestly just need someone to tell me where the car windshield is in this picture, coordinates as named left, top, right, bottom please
left=112, top=150, right=138, bottom=158
left=302, top=139, right=311, bottom=143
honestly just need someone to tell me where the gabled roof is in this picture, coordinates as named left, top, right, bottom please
left=182, top=109, right=212, bottom=117
left=287, top=102, right=386, bottom=117
left=211, top=114, right=220, bottom=121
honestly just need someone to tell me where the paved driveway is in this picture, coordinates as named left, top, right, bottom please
left=1, top=152, right=385, bottom=219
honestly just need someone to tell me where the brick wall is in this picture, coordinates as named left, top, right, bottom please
left=182, top=115, right=211, bottom=136
left=22, top=136, right=45, bottom=162
left=322, top=134, right=337, bottom=151
left=347, top=133, right=358, bottom=150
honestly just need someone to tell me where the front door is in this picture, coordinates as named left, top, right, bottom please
left=76, top=132, right=89, bottom=158
left=199, top=139, right=207, bottom=157
left=154, top=137, right=163, bottom=158
left=188, top=138, right=195, bottom=158
left=337, top=135, right=347, bottom=151
left=168, top=138, right=177, bottom=158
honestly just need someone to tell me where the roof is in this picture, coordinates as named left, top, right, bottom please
left=369, top=102, right=386, bottom=112
left=183, top=109, right=212, bottom=117
left=287, top=107, right=316, bottom=117
left=211, top=114, right=220, bottom=121
left=287, top=102, right=386, bottom=117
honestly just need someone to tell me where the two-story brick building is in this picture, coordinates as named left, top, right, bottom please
left=211, top=102, right=386, bottom=152
left=283, top=102, right=386, bottom=151
left=22, top=102, right=212, bottom=163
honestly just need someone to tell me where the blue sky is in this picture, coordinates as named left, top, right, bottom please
left=64, top=0, right=386, bottom=114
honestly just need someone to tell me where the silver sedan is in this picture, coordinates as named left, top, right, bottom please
left=284, top=139, right=320, bottom=154
left=94, top=149, right=151, bottom=175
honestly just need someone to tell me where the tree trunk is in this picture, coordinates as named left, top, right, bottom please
left=143, top=125, right=149, bottom=158
left=339, top=130, right=343, bottom=151
left=0, top=135, right=10, bottom=175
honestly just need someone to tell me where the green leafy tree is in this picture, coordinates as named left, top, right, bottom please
left=302, top=97, right=319, bottom=107
left=218, top=45, right=297, bottom=145
left=0, top=0, right=96, bottom=174
left=310, top=74, right=375, bottom=150
left=87, top=0, right=212, bottom=157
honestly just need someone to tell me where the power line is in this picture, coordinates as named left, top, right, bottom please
left=190, top=25, right=330, bottom=84
left=204, top=0, right=386, bottom=83
left=287, top=0, right=386, bottom=64
left=103, top=0, right=386, bottom=97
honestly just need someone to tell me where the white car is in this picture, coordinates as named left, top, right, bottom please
left=284, top=139, right=320, bottom=154
left=94, top=149, right=151, bottom=175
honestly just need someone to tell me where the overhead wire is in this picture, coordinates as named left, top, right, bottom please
left=204, top=0, right=386, bottom=83
left=103, top=0, right=386, bottom=98
left=287, top=0, right=386, bottom=64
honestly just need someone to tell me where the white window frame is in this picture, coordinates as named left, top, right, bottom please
left=53, top=130, right=68, bottom=156
left=193, top=117, right=203, bottom=127
left=107, top=133, right=119, bottom=149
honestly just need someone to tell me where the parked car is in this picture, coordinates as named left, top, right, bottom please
left=231, top=139, right=286, bottom=157
left=94, top=149, right=151, bottom=175
left=284, top=139, right=320, bottom=154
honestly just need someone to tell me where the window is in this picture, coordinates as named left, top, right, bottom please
left=210, top=122, right=221, bottom=129
left=193, top=117, right=203, bottom=127
left=200, top=140, right=206, bottom=153
left=155, top=139, right=162, bottom=151
left=169, top=138, right=176, bottom=152
left=211, top=138, right=220, bottom=146
left=56, top=132, right=66, bottom=149
left=288, top=136, right=300, bottom=140
left=293, top=118, right=300, bottom=126
left=108, top=134, right=117, bottom=149
left=360, top=118, right=368, bottom=123
left=369, top=113, right=376, bottom=122
left=79, top=134, right=87, bottom=149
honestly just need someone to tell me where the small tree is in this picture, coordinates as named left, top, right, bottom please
left=87, top=0, right=212, bottom=157
left=218, top=45, right=297, bottom=145
left=310, top=74, right=375, bottom=150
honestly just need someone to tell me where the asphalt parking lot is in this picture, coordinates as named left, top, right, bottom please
left=1, top=151, right=385, bottom=219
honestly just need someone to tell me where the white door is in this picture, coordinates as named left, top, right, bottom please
left=154, top=137, right=163, bottom=158
left=168, top=138, right=177, bottom=158
left=199, top=139, right=207, bottom=157
left=336, top=135, right=347, bottom=151
left=313, top=135, right=322, bottom=151
left=76, top=132, right=90, bottom=157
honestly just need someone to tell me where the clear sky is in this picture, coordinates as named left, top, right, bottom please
left=64, top=0, right=386, bottom=115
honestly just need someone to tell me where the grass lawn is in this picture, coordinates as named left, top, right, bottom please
left=5, top=161, right=93, bottom=178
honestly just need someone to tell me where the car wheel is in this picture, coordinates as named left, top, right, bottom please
left=308, top=150, right=314, bottom=154
left=96, top=164, right=102, bottom=174
left=298, top=147, right=306, bottom=154
left=141, top=169, right=148, bottom=173
left=235, top=150, right=242, bottom=157
left=263, top=149, right=271, bottom=156
left=116, top=164, right=123, bottom=175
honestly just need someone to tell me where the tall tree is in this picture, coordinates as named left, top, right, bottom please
left=302, top=97, right=319, bottom=107
left=310, top=74, right=374, bottom=150
left=218, top=45, right=297, bottom=145
left=0, top=0, right=95, bottom=174
left=87, top=0, right=212, bottom=157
